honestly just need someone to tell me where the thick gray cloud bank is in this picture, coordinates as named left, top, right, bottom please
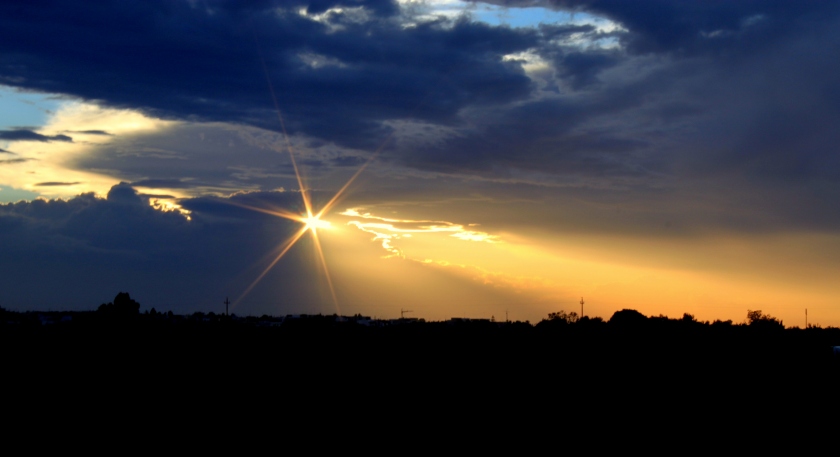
left=0, top=183, right=334, bottom=314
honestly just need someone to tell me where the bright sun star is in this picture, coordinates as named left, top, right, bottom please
left=303, top=214, right=331, bottom=231
left=230, top=49, right=387, bottom=313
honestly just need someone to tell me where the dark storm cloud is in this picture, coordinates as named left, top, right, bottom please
left=179, top=190, right=305, bottom=220
left=0, top=0, right=534, bottom=149
left=555, top=51, right=621, bottom=90
left=401, top=80, right=652, bottom=176
left=467, top=3, right=840, bottom=173
left=0, top=183, right=331, bottom=314
left=378, top=0, right=840, bottom=232
left=0, top=129, right=72, bottom=142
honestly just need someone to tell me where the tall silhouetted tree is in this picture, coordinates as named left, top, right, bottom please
left=546, top=310, right=579, bottom=323
left=609, top=309, right=647, bottom=326
left=97, top=292, right=140, bottom=318
left=746, top=310, right=784, bottom=331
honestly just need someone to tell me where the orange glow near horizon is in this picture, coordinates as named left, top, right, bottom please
left=323, top=204, right=840, bottom=327
left=227, top=41, right=840, bottom=327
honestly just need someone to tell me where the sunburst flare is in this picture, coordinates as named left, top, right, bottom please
left=229, top=39, right=395, bottom=314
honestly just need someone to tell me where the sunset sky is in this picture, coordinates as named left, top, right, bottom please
left=2, top=0, right=839, bottom=326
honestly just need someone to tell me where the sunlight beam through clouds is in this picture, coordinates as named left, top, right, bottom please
left=229, top=36, right=391, bottom=314
left=235, top=225, right=308, bottom=305
left=226, top=38, right=346, bottom=313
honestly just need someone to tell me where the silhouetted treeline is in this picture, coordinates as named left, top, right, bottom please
left=4, top=296, right=840, bottom=432
left=4, top=295, right=839, bottom=408
left=3, top=300, right=838, bottom=369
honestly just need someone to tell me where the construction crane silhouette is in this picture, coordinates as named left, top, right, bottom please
left=400, top=308, right=413, bottom=319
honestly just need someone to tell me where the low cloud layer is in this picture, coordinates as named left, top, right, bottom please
left=0, top=183, right=546, bottom=318
left=0, top=129, right=72, bottom=143
left=0, top=183, right=326, bottom=313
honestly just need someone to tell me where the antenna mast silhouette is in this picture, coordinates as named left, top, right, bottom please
left=580, top=297, right=585, bottom=318
left=805, top=308, right=808, bottom=328
left=224, top=297, right=231, bottom=316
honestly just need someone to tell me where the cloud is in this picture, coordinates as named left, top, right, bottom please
left=35, top=181, right=82, bottom=187
left=331, top=155, right=368, bottom=167
left=0, top=183, right=322, bottom=313
left=0, top=129, right=72, bottom=142
left=0, top=1, right=535, bottom=149
left=65, top=129, right=113, bottom=136
left=0, top=158, right=32, bottom=164
left=130, top=179, right=196, bottom=190
left=0, top=181, right=544, bottom=318
left=340, top=207, right=500, bottom=258
left=2, top=0, right=840, bottom=236
left=555, top=50, right=621, bottom=89
left=486, top=1, right=839, bottom=55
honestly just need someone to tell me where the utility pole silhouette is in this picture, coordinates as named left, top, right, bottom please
left=580, top=297, right=585, bottom=318
left=224, top=297, right=230, bottom=316
left=805, top=308, right=808, bottom=328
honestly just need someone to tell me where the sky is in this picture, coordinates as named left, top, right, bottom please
left=1, top=0, right=839, bottom=326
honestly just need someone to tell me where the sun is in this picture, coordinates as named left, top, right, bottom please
left=303, top=214, right=332, bottom=231
left=230, top=48, right=388, bottom=313
left=229, top=150, right=380, bottom=312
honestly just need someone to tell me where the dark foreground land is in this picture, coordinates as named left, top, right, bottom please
left=5, top=304, right=839, bottom=383
left=4, top=297, right=840, bottom=432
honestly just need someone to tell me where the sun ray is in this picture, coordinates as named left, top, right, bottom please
left=227, top=201, right=306, bottom=223
left=313, top=130, right=396, bottom=220
left=231, top=40, right=343, bottom=314
left=234, top=34, right=406, bottom=315
left=303, top=215, right=331, bottom=231
left=256, top=35, right=314, bottom=220
left=311, top=227, right=340, bottom=314
left=234, top=225, right=308, bottom=307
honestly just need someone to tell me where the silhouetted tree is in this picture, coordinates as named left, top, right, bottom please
left=609, top=309, right=647, bottom=326
left=97, top=292, right=140, bottom=318
left=546, top=310, right=578, bottom=323
left=746, top=310, right=784, bottom=331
